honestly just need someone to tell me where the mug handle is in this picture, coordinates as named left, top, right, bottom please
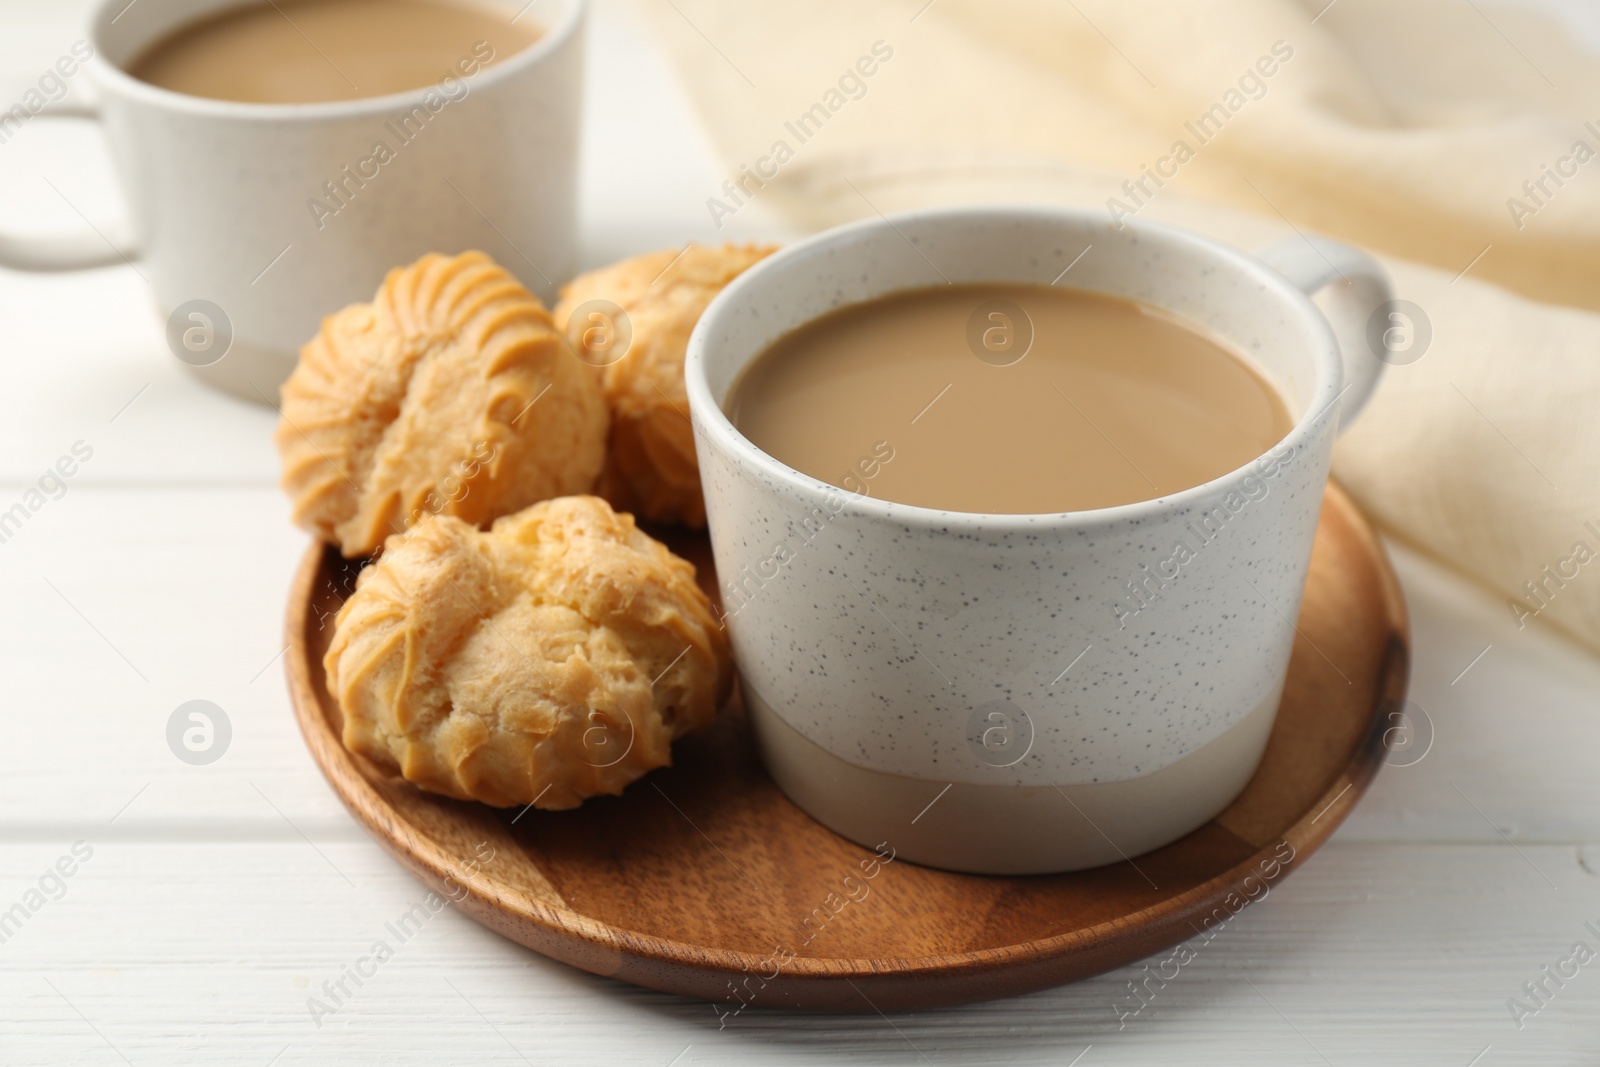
left=1254, top=236, right=1389, bottom=435
left=0, top=101, right=139, bottom=272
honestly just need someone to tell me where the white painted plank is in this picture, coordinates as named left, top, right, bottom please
left=0, top=841, right=1595, bottom=1064
left=1341, top=540, right=1600, bottom=844
left=0, top=486, right=342, bottom=833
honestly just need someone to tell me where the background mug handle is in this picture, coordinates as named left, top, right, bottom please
left=1254, top=236, right=1390, bottom=435
left=0, top=101, right=138, bottom=272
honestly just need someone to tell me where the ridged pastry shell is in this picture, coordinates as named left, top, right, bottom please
left=277, top=251, right=608, bottom=557
left=553, top=243, right=776, bottom=527
left=324, top=495, right=732, bottom=809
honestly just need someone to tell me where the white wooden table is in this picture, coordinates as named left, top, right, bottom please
left=3, top=2, right=1599, bottom=1062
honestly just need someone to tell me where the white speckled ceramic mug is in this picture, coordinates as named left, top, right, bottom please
left=0, top=0, right=583, bottom=403
left=685, top=205, right=1390, bottom=875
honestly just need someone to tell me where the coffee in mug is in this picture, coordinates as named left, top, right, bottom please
left=128, top=0, right=540, bottom=105
left=728, top=283, right=1294, bottom=514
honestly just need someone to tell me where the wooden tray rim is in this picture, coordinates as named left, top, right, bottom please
left=285, top=483, right=1408, bottom=985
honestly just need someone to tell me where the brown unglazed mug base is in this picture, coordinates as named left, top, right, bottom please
left=747, top=685, right=1280, bottom=876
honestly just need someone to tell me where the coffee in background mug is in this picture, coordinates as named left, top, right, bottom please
left=128, top=0, right=541, bottom=104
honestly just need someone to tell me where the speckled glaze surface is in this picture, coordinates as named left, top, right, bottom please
left=686, top=206, right=1389, bottom=870
left=36, top=0, right=584, bottom=400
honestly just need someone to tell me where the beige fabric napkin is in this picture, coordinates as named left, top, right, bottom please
left=647, top=0, right=1600, bottom=654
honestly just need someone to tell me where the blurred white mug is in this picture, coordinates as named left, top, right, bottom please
left=0, top=0, right=585, bottom=403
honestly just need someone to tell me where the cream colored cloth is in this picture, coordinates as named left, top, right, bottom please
left=648, top=0, right=1600, bottom=653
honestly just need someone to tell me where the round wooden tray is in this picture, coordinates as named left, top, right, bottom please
left=285, top=483, right=1408, bottom=1012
